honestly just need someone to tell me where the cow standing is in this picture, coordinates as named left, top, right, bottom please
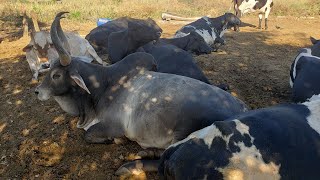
left=233, top=0, right=274, bottom=30
left=175, top=13, right=241, bottom=51
left=35, top=13, right=248, bottom=152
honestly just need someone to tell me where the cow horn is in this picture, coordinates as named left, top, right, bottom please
left=56, top=12, right=71, bottom=54
left=50, top=12, right=71, bottom=66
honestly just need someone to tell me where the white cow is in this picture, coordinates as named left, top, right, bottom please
left=23, top=30, right=106, bottom=81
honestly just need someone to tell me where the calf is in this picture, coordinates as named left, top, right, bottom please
left=234, top=0, right=274, bottom=29
left=36, top=13, right=248, bottom=152
left=137, top=40, right=211, bottom=84
left=23, top=18, right=104, bottom=81
left=85, top=17, right=162, bottom=63
left=290, top=48, right=320, bottom=102
left=175, top=13, right=241, bottom=51
left=118, top=95, right=320, bottom=179
left=160, top=31, right=212, bottom=55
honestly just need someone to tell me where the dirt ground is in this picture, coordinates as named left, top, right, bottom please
left=0, top=16, right=319, bottom=179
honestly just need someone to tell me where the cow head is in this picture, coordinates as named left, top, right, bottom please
left=224, top=13, right=241, bottom=32
left=35, top=12, right=90, bottom=102
left=186, top=31, right=213, bottom=55
left=310, top=37, right=320, bottom=57
left=128, top=18, right=163, bottom=46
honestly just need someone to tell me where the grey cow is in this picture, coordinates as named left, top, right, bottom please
left=35, top=13, right=248, bottom=151
left=23, top=13, right=105, bottom=81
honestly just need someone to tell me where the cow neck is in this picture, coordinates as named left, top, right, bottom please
left=209, top=15, right=226, bottom=32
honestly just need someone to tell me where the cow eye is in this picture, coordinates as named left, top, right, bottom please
left=52, top=74, right=61, bottom=80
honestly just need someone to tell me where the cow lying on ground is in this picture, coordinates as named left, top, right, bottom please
left=23, top=13, right=104, bottom=81
left=290, top=47, right=320, bottom=102
left=36, top=13, right=248, bottom=152
left=174, top=13, right=241, bottom=51
left=137, top=40, right=211, bottom=84
left=85, top=17, right=162, bottom=63
left=233, top=0, right=274, bottom=30
left=117, top=95, right=320, bottom=179
left=160, top=31, right=212, bottom=55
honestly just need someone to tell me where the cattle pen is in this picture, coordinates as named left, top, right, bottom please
left=1, top=0, right=320, bottom=179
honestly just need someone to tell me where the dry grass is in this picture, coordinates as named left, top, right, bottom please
left=0, top=0, right=319, bottom=24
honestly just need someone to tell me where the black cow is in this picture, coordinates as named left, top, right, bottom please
left=85, top=17, right=162, bottom=63
left=36, top=13, right=248, bottom=153
left=137, top=40, right=211, bottom=84
left=234, top=0, right=274, bottom=29
left=117, top=96, right=320, bottom=179
left=290, top=48, right=320, bottom=102
left=174, top=13, right=241, bottom=51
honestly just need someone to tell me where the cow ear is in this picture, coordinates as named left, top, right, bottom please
left=70, top=72, right=91, bottom=94
left=22, top=44, right=33, bottom=52
left=108, top=29, right=129, bottom=63
left=310, top=37, right=319, bottom=45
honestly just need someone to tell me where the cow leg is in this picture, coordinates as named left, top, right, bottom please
left=258, top=13, right=263, bottom=29
left=264, top=6, right=272, bottom=30
left=134, top=149, right=163, bottom=160
left=84, top=122, right=119, bottom=144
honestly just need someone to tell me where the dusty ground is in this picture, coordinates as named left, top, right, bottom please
left=0, top=16, right=319, bottom=179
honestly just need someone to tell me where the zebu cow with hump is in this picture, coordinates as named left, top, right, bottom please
left=23, top=12, right=105, bottom=81
left=290, top=37, right=320, bottom=102
left=35, top=12, right=248, bottom=155
left=117, top=95, right=320, bottom=179
left=85, top=17, right=162, bottom=63
left=175, top=13, right=241, bottom=51
left=233, top=0, right=274, bottom=30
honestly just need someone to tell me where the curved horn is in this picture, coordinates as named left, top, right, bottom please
left=50, top=12, right=71, bottom=66
left=56, top=12, right=71, bottom=53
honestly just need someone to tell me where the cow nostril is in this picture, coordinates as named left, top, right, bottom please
left=35, top=90, right=39, bottom=95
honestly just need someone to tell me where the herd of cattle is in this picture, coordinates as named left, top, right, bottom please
left=21, top=0, right=320, bottom=179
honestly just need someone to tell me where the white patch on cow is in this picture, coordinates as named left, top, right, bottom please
left=218, top=142, right=281, bottom=180
left=202, top=16, right=211, bottom=25
left=82, top=118, right=100, bottom=131
left=303, top=94, right=320, bottom=135
left=195, top=29, right=216, bottom=45
left=290, top=48, right=319, bottom=88
left=175, top=25, right=196, bottom=38
left=234, top=120, right=250, bottom=136
left=168, top=124, right=232, bottom=149
left=238, top=0, right=258, bottom=14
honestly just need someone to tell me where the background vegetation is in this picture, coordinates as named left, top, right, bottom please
left=0, top=0, right=319, bottom=23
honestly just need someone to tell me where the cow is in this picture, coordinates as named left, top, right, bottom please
left=310, top=37, right=320, bottom=57
left=85, top=17, right=162, bottom=63
left=174, top=13, right=241, bottom=51
left=160, top=31, right=213, bottom=55
left=137, top=40, right=211, bottom=84
left=290, top=47, right=320, bottom=102
left=35, top=13, right=248, bottom=153
left=233, top=0, right=274, bottom=30
left=23, top=14, right=105, bottom=81
left=117, top=95, right=320, bottom=179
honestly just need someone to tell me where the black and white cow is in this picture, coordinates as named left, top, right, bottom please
left=85, top=17, right=162, bottom=63
left=36, top=13, right=248, bottom=152
left=174, top=13, right=241, bottom=51
left=157, top=95, right=320, bottom=179
left=234, top=0, right=274, bottom=30
left=117, top=95, right=320, bottom=179
left=160, top=31, right=213, bottom=55
left=290, top=47, right=320, bottom=102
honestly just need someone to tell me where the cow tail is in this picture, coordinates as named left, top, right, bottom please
left=115, top=160, right=160, bottom=176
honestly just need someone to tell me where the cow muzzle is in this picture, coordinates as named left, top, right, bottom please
left=35, top=86, right=51, bottom=101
